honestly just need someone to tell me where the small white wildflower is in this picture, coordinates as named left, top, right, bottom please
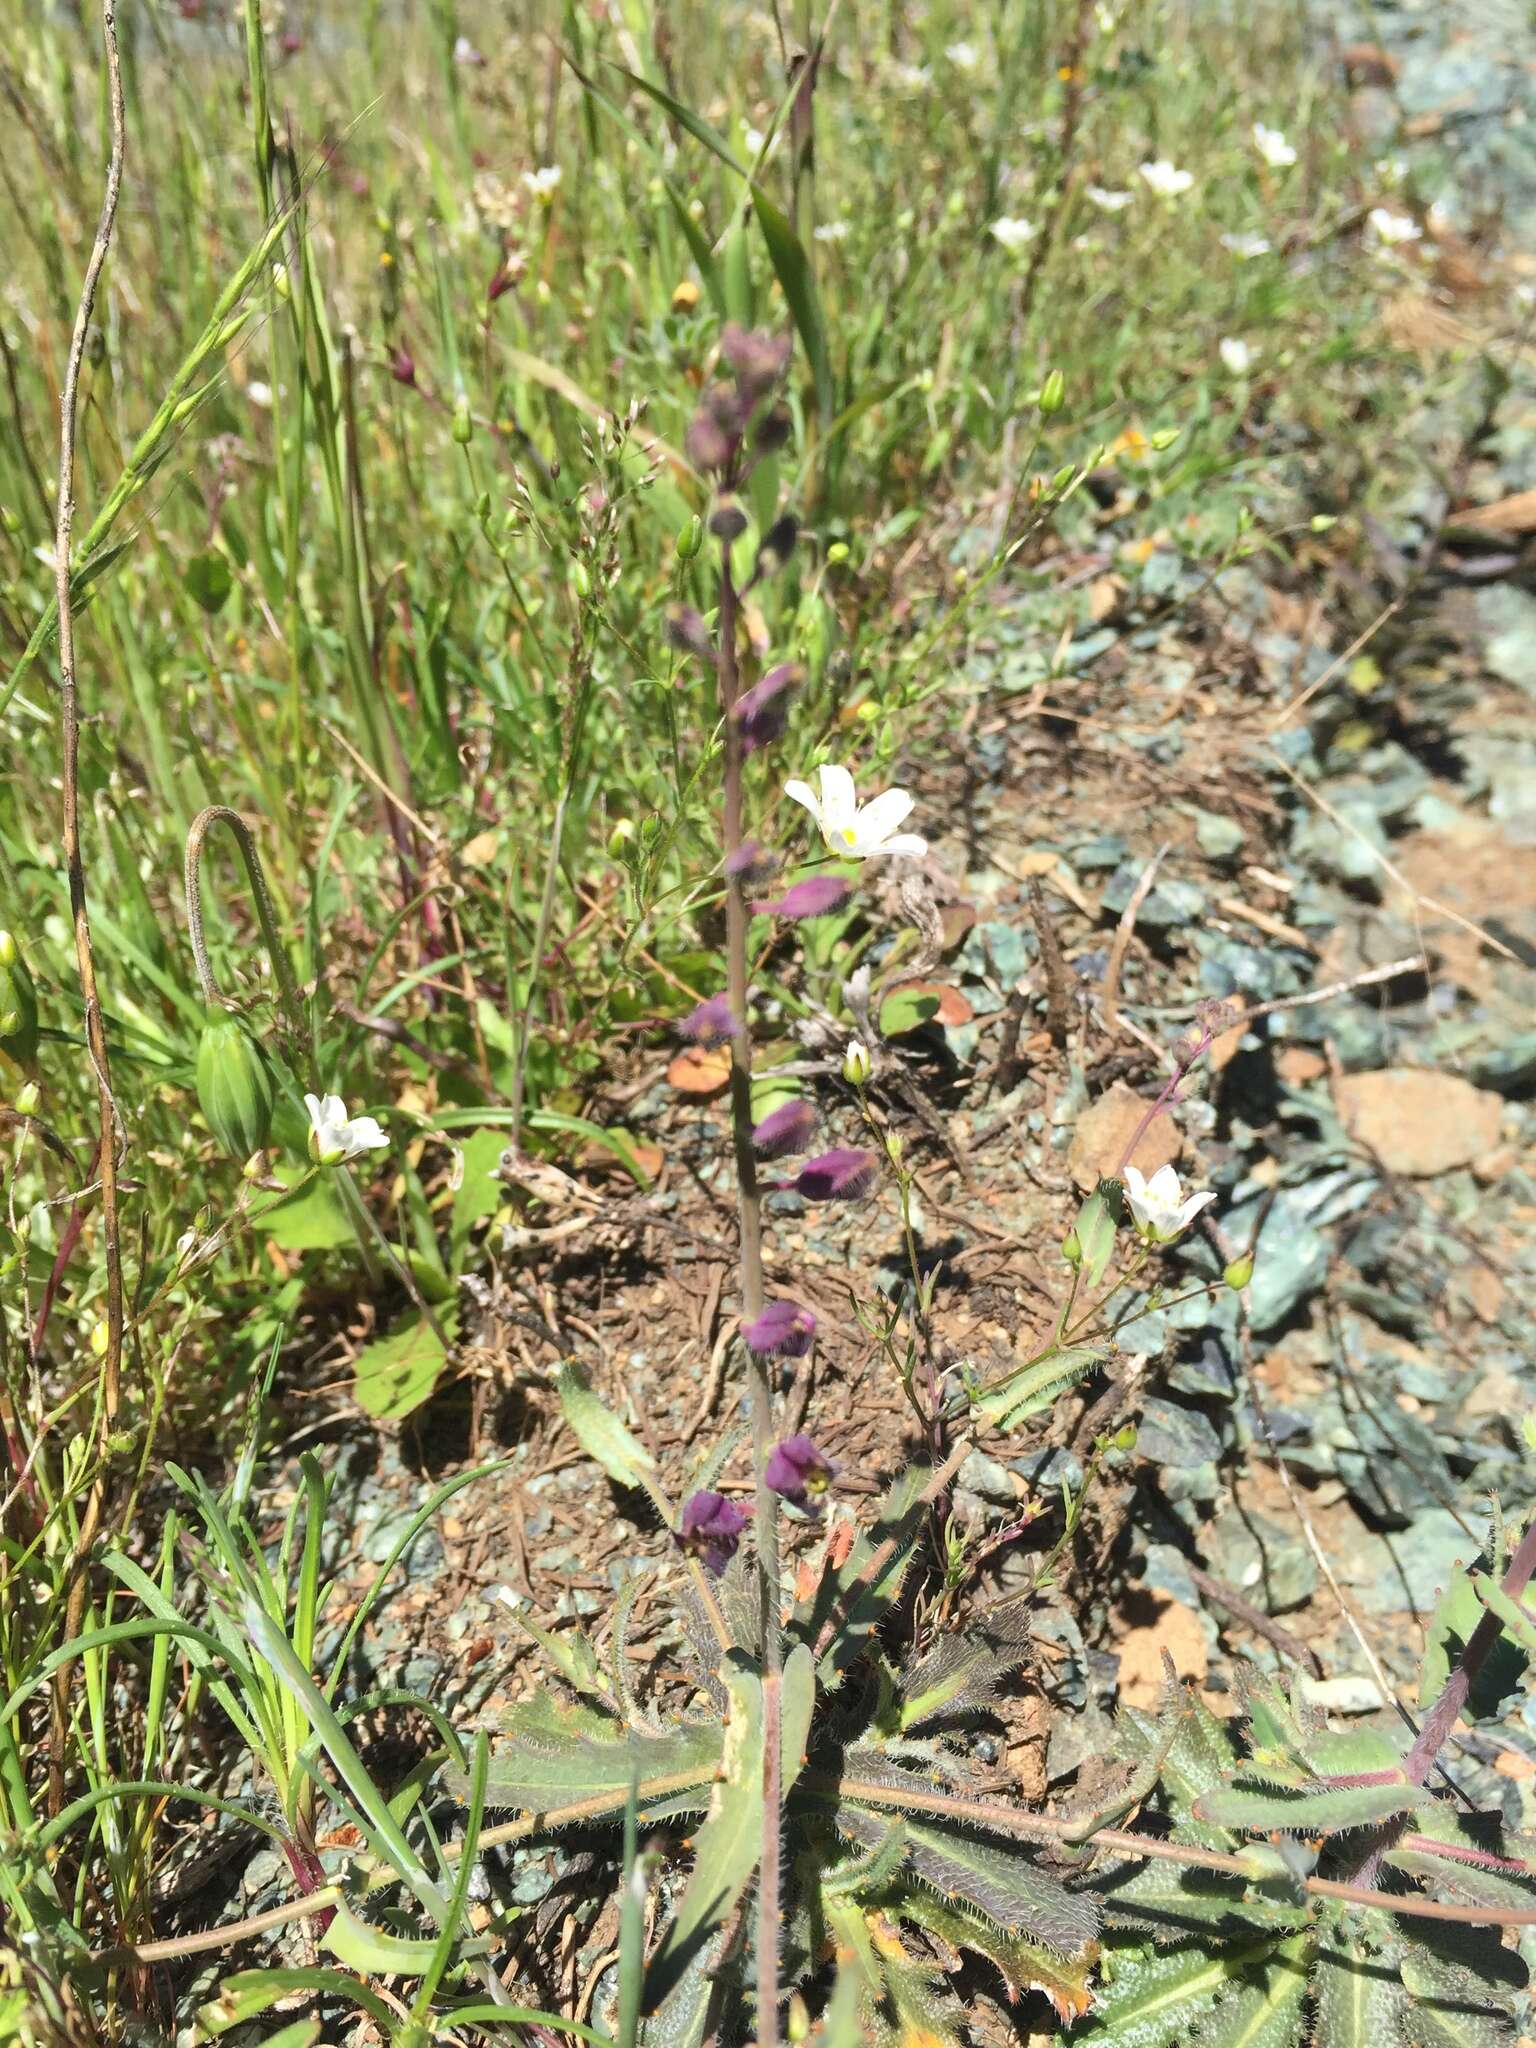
left=892, top=62, right=932, bottom=92
left=246, top=381, right=272, bottom=408
left=1366, top=206, right=1420, bottom=246
left=842, top=1039, right=873, bottom=1086
left=783, top=764, right=927, bottom=861
left=743, top=126, right=765, bottom=157
left=1122, top=1164, right=1216, bottom=1244
left=522, top=164, right=563, bottom=201
left=1139, top=159, right=1194, bottom=197
left=1252, top=122, right=1296, bottom=169
left=945, top=41, right=979, bottom=69
left=989, top=215, right=1036, bottom=253
left=1087, top=185, right=1134, bottom=212
left=813, top=219, right=850, bottom=243
left=304, top=1092, right=389, bottom=1167
left=1221, top=230, right=1271, bottom=260
left=452, top=34, right=484, bottom=66
left=1219, top=336, right=1254, bottom=375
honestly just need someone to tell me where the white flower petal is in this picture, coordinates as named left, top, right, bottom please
left=870, top=831, right=928, bottom=860
left=816, top=763, right=859, bottom=833
left=783, top=777, right=820, bottom=821
left=853, top=786, right=916, bottom=844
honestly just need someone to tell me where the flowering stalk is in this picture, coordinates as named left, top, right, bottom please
left=184, top=804, right=310, bottom=1062
left=716, top=531, right=784, bottom=2047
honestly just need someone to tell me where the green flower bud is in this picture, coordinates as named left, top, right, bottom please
left=451, top=397, right=472, bottom=445
left=676, top=514, right=704, bottom=562
left=1038, top=368, right=1066, bottom=415
left=196, top=1010, right=274, bottom=1163
left=842, top=1038, right=872, bottom=1086
left=1061, top=1226, right=1082, bottom=1268
left=14, top=1080, right=38, bottom=1115
left=825, top=540, right=850, bottom=565
left=1222, top=1251, right=1255, bottom=1290
left=0, top=931, right=40, bottom=1066
left=1113, top=1423, right=1138, bottom=1452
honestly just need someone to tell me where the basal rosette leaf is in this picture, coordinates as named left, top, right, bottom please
left=1312, top=1909, right=1407, bottom=2048
left=1188, top=1933, right=1310, bottom=2048
left=892, top=1888, right=1097, bottom=2022
left=1192, top=1777, right=1425, bottom=1837
left=1078, top=1936, right=1292, bottom=2048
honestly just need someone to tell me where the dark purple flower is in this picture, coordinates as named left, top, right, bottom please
left=764, top=1434, right=838, bottom=1505
left=679, top=1490, right=748, bottom=1574
left=792, top=1147, right=877, bottom=1202
left=743, top=1299, right=817, bottom=1359
left=391, top=347, right=417, bottom=387
left=733, top=663, right=800, bottom=755
left=751, top=875, right=851, bottom=921
left=686, top=405, right=735, bottom=474
left=680, top=995, right=741, bottom=1046
left=721, top=324, right=792, bottom=399
left=665, top=604, right=716, bottom=662
left=709, top=496, right=749, bottom=541
left=755, top=514, right=798, bottom=579
left=751, top=1099, right=818, bottom=1159
left=725, top=839, right=779, bottom=888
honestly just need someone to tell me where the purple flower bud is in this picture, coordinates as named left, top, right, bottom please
left=751, top=875, right=851, bottom=921
left=391, top=347, right=417, bottom=387
left=725, top=839, right=779, bottom=888
left=686, top=406, right=735, bottom=474
left=709, top=495, right=749, bottom=541
left=753, top=403, right=793, bottom=454
left=755, top=513, right=798, bottom=579
left=764, top=1433, right=838, bottom=1504
left=743, top=1299, right=817, bottom=1358
left=680, top=995, right=741, bottom=1047
left=792, top=1147, right=877, bottom=1202
left=733, top=663, right=799, bottom=754
left=751, top=1099, right=818, bottom=1159
left=487, top=264, right=515, bottom=303
left=721, top=324, right=792, bottom=399
left=679, top=1489, right=749, bottom=1574
left=665, top=605, right=717, bottom=662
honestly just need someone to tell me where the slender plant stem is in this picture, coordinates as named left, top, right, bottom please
left=1405, top=1513, right=1536, bottom=1784
left=715, top=537, right=781, bottom=2048
left=184, top=805, right=310, bottom=1056
left=48, top=0, right=127, bottom=1821
left=509, top=788, right=567, bottom=1152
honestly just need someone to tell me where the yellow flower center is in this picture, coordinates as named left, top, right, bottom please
left=839, top=826, right=858, bottom=846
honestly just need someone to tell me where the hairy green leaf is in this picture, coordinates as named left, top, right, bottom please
left=897, top=1631, right=1021, bottom=1734
left=799, top=1464, right=929, bottom=1685
left=558, top=1362, right=657, bottom=1489
left=1400, top=1949, right=1516, bottom=2048
left=1312, top=1913, right=1406, bottom=2048
left=1081, top=1938, right=1286, bottom=2048
left=823, top=1821, right=910, bottom=1900
left=893, top=1888, right=1097, bottom=2020
left=835, top=1804, right=1098, bottom=1955
left=447, top=1697, right=720, bottom=1819
left=780, top=1641, right=815, bottom=1794
left=645, top=1651, right=764, bottom=2011
left=1118, top=1686, right=1238, bottom=1847
left=1384, top=1806, right=1536, bottom=1910
left=1193, top=1778, right=1425, bottom=1836
left=1190, top=1934, right=1310, bottom=2048
left=969, top=1342, right=1104, bottom=1431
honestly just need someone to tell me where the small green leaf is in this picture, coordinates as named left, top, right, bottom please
left=877, top=987, right=941, bottom=1037
left=1312, top=1913, right=1406, bottom=2048
left=1193, top=1779, right=1425, bottom=1836
left=1400, top=1948, right=1516, bottom=2048
left=1072, top=1183, right=1120, bottom=1289
left=186, top=549, right=234, bottom=614
left=1080, top=1938, right=1285, bottom=2048
left=1190, top=1934, right=1310, bottom=2048
left=262, top=1168, right=354, bottom=1251
left=353, top=1313, right=452, bottom=1422
left=969, top=1343, right=1103, bottom=1431
left=199, top=1967, right=395, bottom=2033
left=321, top=1900, right=445, bottom=1977
left=780, top=1641, right=815, bottom=1793
left=559, top=1361, right=656, bottom=1489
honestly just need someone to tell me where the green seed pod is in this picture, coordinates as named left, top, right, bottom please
left=451, top=397, right=472, bottom=445
left=1223, top=1251, right=1255, bottom=1290
left=0, top=930, right=40, bottom=1066
left=196, top=1009, right=274, bottom=1162
left=676, top=513, right=704, bottom=562
left=1038, top=368, right=1066, bottom=416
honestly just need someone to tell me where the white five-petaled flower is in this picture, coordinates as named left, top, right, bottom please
left=989, top=216, right=1036, bottom=252
left=1221, top=230, right=1271, bottom=260
left=1139, top=159, right=1194, bottom=197
left=783, top=764, right=927, bottom=861
left=1219, top=336, right=1254, bottom=375
left=1122, top=1163, right=1216, bottom=1244
left=1366, top=206, right=1420, bottom=247
left=305, top=1092, right=389, bottom=1167
left=814, top=220, right=850, bottom=243
left=945, top=41, right=979, bottom=70
left=1086, top=185, right=1134, bottom=212
left=522, top=165, right=563, bottom=200
left=1252, top=122, right=1297, bottom=169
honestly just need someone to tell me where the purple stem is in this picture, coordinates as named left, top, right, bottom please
left=1405, top=1514, right=1536, bottom=1785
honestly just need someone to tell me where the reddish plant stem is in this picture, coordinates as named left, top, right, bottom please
left=716, top=539, right=781, bottom=2048
left=1405, top=1513, right=1536, bottom=1785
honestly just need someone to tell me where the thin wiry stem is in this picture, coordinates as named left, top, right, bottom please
left=48, top=0, right=127, bottom=1821
left=716, top=536, right=782, bottom=2048
left=184, top=804, right=309, bottom=1054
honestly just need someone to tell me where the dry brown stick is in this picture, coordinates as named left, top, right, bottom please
left=1101, top=841, right=1169, bottom=1036
left=1187, top=1564, right=1325, bottom=1679
left=48, top=0, right=127, bottom=1820
left=1027, top=878, right=1070, bottom=1047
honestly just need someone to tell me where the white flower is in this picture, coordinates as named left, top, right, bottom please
left=304, top=1092, right=389, bottom=1167
left=813, top=219, right=850, bottom=243
left=892, top=62, right=932, bottom=92
left=783, top=764, right=927, bottom=861
left=1122, top=1163, right=1216, bottom=1244
left=452, top=34, right=484, bottom=65
left=945, top=41, right=979, bottom=69
left=842, top=1038, right=872, bottom=1086
left=1221, top=230, right=1271, bottom=260
left=1087, top=185, right=1133, bottom=212
left=246, top=381, right=272, bottom=409
left=1252, top=122, right=1296, bottom=169
left=1219, top=336, right=1254, bottom=375
left=1139, top=159, right=1194, bottom=197
left=743, top=126, right=765, bottom=157
left=522, top=165, right=563, bottom=200
left=1366, top=206, right=1420, bottom=246
left=989, top=215, right=1036, bottom=253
